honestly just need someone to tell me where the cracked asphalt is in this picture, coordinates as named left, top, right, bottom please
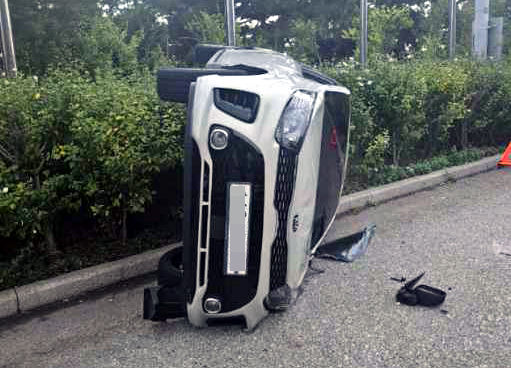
left=1, top=168, right=510, bottom=368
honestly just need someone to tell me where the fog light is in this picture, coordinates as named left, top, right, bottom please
left=204, top=297, right=222, bottom=314
left=210, top=129, right=229, bottom=150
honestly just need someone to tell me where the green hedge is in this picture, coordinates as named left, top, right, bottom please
left=344, top=146, right=499, bottom=193
left=0, top=68, right=185, bottom=256
left=1, top=57, right=509, bottom=284
left=322, top=58, right=510, bottom=187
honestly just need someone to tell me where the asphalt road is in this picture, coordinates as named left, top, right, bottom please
left=1, top=169, right=510, bottom=368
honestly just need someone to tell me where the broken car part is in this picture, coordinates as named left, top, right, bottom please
left=390, top=277, right=407, bottom=283
left=314, top=224, right=376, bottom=262
left=396, top=272, right=446, bottom=307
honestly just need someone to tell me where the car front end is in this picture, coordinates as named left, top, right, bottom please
left=145, top=47, right=351, bottom=330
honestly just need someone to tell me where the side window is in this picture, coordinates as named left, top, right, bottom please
left=311, top=91, right=350, bottom=248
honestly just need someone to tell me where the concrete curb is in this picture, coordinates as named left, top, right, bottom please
left=337, top=154, right=500, bottom=215
left=0, top=154, right=500, bottom=320
left=0, top=288, right=18, bottom=320
left=0, top=243, right=180, bottom=320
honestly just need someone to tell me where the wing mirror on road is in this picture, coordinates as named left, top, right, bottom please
left=396, top=272, right=446, bottom=307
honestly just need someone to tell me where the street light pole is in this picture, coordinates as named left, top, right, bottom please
left=472, top=0, right=489, bottom=60
left=0, top=0, right=16, bottom=77
left=360, top=0, right=368, bottom=66
left=225, top=0, right=236, bottom=46
left=488, top=17, right=504, bottom=60
left=448, top=0, right=457, bottom=59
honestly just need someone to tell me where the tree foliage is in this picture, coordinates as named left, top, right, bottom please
left=0, top=68, right=185, bottom=249
left=1, top=17, right=186, bottom=251
left=10, top=0, right=99, bottom=74
left=185, top=11, right=226, bottom=44
left=344, top=5, right=414, bottom=59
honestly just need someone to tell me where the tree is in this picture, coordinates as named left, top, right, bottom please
left=344, top=5, right=415, bottom=59
left=10, top=0, right=99, bottom=74
left=236, top=0, right=359, bottom=54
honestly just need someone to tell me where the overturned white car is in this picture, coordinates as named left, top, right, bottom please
left=144, top=46, right=364, bottom=330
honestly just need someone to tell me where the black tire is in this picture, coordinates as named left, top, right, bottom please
left=157, top=68, right=251, bottom=103
left=143, top=286, right=186, bottom=321
left=301, top=64, right=338, bottom=86
left=157, top=69, right=198, bottom=103
left=194, top=44, right=227, bottom=64
left=143, top=287, right=166, bottom=321
left=157, top=246, right=184, bottom=287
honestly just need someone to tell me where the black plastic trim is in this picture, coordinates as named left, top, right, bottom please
left=199, top=252, right=206, bottom=286
left=269, top=148, right=298, bottom=291
left=183, top=84, right=199, bottom=304
left=205, top=126, right=265, bottom=312
left=203, top=162, right=210, bottom=202
left=214, top=88, right=260, bottom=123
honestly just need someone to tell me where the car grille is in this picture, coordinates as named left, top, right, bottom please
left=270, top=148, right=298, bottom=291
left=205, top=126, right=265, bottom=313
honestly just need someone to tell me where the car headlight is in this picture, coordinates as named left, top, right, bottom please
left=275, top=90, right=316, bottom=151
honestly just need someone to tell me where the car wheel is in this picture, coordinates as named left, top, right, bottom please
left=157, top=246, right=184, bottom=287
left=194, top=44, right=226, bottom=64
left=143, top=285, right=186, bottom=321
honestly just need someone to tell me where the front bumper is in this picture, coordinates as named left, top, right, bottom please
left=182, top=76, right=298, bottom=330
left=184, top=123, right=294, bottom=329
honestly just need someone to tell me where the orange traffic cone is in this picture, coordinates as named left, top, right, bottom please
left=498, top=142, right=511, bottom=167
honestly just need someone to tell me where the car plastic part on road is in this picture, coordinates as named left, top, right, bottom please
left=396, top=272, right=446, bottom=307
left=314, top=224, right=376, bottom=262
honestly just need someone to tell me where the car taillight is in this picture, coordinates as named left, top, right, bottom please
left=213, top=88, right=260, bottom=123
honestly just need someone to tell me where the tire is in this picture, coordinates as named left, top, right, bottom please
left=157, top=246, right=184, bottom=287
left=301, top=64, right=338, bottom=86
left=143, top=287, right=167, bottom=321
left=194, top=44, right=227, bottom=64
left=143, top=285, right=186, bottom=321
left=157, top=68, right=251, bottom=103
left=157, top=69, right=198, bottom=103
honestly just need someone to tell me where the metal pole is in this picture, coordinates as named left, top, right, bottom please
left=225, top=0, right=236, bottom=46
left=360, top=0, right=368, bottom=66
left=448, top=0, right=457, bottom=59
left=472, top=0, right=489, bottom=60
left=488, top=17, right=504, bottom=60
left=0, top=0, right=16, bottom=77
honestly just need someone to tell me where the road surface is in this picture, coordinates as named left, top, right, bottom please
left=1, top=168, right=510, bottom=368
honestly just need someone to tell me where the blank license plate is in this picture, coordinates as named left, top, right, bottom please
left=225, top=183, right=251, bottom=275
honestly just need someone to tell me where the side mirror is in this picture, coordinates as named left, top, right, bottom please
left=415, top=285, right=446, bottom=306
left=396, top=272, right=446, bottom=307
